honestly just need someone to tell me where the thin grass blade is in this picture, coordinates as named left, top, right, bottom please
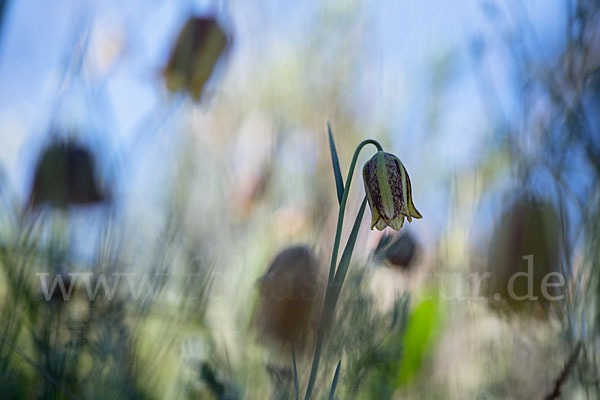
left=292, top=344, right=299, bottom=400
left=328, top=360, right=342, bottom=400
left=328, top=123, right=344, bottom=205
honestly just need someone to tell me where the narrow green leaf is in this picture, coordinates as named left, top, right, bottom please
left=292, top=344, right=299, bottom=400
left=332, top=196, right=368, bottom=296
left=328, top=123, right=344, bottom=205
left=328, top=360, right=342, bottom=400
left=304, top=197, right=367, bottom=400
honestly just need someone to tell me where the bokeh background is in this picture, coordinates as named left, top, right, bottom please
left=0, top=0, right=599, bottom=398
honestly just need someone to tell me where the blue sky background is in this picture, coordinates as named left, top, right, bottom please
left=0, top=0, right=566, bottom=251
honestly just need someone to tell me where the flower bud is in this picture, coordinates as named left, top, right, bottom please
left=362, top=151, right=422, bottom=231
left=256, top=246, right=322, bottom=347
left=164, top=16, right=229, bottom=100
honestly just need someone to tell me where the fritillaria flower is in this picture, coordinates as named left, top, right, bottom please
left=485, top=195, right=561, bottom=314
left=29, top=141, right=105, bottom=209
left=384, top=232, right=419, bottom=269
left=362, top=151, right=422, bottom=231
left=256, top=246, right=321, bottom=347
left=164, top=16, right=229, bottom=100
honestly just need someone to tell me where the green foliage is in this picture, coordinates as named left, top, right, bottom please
left=395, top=296, right=439, bottom=385
left=327, top=360, right=341, bottom=400
left=327, top=271, right=410, bottom=400
left=327, top=123, right=344, bottom=205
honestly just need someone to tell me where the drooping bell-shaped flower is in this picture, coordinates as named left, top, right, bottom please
left=484, top=195, right=561, bottom=315
left=362, top=151, right=422, bottom=231
left=256, top=246, right=322, bottom=348
left=29, top=141, right=106, bottom=209
left=164, top=16, right=230, bottom=100
left=384, top=232, right=419, bottom=269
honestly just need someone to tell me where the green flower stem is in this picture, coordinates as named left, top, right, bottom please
left=327, top=139, right=382, bottom=284
left=304, top=138, right=382, bottom=400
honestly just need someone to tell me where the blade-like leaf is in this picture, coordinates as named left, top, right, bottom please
left=304, top=197, right=367, bottom=400
left=332, top=196, right=368, bottom=296
left=292, top=344, right=299, bottom=400
left=328, top=123, right=344, bottom=205
left=328, top=360, right=342, bottom=400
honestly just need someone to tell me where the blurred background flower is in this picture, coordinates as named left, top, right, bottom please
left=163, top=15, right=230, bottom=100
left=255, top=245, right=322, bottom=350
left=28, top=139, right=107, bottom=209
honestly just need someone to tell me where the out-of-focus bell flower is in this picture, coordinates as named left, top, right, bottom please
left=484, top=195, right=561, bottom=314
left=164, top=16, right=229, bottom=100
left=256, top=246, right=321, bottom=348
left=362, top=151, right=422, bottom=231
left=28, top=141, right=106, bottom=209
left=384, top=232, right=419, bottom=269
